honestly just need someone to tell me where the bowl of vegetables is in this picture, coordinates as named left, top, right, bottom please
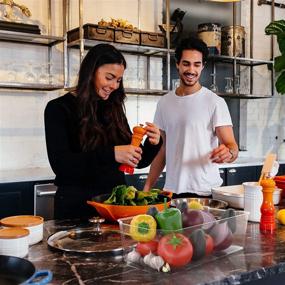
left=118, top=202, right=249, bottom=272
left=87, top=185, right=172, bottom=222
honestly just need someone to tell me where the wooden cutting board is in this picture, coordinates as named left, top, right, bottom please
left=258, top=153, right=277, bottom=184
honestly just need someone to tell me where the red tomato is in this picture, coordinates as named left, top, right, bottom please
left=205, top=234, right=214, bottom=255
left=157, top=233, right=193, bottom=267
left=136, top=240, right=158, bottom=256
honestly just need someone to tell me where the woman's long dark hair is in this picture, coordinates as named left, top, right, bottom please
left=76, top=44, right=131, bottom=151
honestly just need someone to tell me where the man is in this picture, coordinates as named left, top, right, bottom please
left=143, top=36, right=238, bottom=198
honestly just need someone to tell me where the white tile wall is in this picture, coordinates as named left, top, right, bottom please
left=240, top=1, right=285, bottom=159
left=1, top=0, right=285, bottom=171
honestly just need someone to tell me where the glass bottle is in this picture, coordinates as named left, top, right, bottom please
left=224, top=77, right=233, bottom=94
left=234, top=75, right=240, bottom=94
left=210, top=73, right=218, bottom=93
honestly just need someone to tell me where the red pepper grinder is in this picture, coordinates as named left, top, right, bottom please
left=260, top=174, right=276, bottom=234
left=119, top=125, right=147, bottom=175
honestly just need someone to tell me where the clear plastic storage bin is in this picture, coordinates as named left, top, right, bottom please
left=118, top=208, right=249, bottom=273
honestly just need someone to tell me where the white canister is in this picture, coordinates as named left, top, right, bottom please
left=0, top=215, right=44, bottom=245
left=0, top=227, right=29, bottom=258
left=243, top=182, right=263, bottom=222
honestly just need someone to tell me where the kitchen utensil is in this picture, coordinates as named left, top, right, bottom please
left=0, top=255, right=52, bottom=285
left=258, top=153, right=277, bottom=184
left=212, top=184, right=281, bottom=209
left=171, top=197, right=228, bottom=209
left=0, top=215, right=44, bottom=245
left=87, top=193, right=171, bottom=222
left=119, top=125, right=147, bottom=174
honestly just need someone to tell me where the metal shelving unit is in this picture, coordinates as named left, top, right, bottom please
left=0, top=0, right=65, bottom=91
left=205, top=0, right=274, bottom=98
left=64, top=0, right=274, bottom=98
left=64, top=0, right=172, bottom=95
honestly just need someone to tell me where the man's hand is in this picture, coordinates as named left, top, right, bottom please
left=210, top=144, right=235, bottom=163
left=145, top=122, right=161, bottom=145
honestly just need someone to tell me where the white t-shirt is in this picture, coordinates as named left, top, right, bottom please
left=154, top=87, right=233, bottom=195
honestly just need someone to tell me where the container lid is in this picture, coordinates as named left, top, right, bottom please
left=0, top=227, right=29, bottom=239
left=47, top=225, right=133, bottom=256
left=221, top=25, right=245, bottom=30
left=198, top=23, right=221, bottom=28
left=0, top=215, right=43, bottom=227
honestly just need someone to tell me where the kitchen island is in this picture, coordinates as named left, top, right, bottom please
left=27, top=219, right=285, bottom=285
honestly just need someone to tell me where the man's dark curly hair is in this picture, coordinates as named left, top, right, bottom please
left=175, top=36, right=209, bottom=64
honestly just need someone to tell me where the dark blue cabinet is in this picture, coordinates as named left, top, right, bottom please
left=0, top=179, right=54, bottom=219
left=0, top=182, right=33, bottom=219
left=126, top=172, right=166, bottom=190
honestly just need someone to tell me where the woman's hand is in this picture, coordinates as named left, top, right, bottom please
left=145, top=122, right=160, bottom=145
left=114, top=145, right=142, bottom=167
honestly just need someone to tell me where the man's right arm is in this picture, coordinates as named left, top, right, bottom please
left=143, top=130, right=166, bottom=192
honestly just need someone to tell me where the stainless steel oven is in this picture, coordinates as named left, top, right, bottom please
left=34, top=183, right=57, bottom=220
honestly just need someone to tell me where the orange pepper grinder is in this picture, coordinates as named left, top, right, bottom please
left=260, top=174, right=276, bottom=234
left=119, top=125, right=147, bottom=175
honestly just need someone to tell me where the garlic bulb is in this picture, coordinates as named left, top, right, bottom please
left=126, top=249, right=141, bottom=263
left=143, top=252, right=155, bottom=266
left=162, top=263, right=171, bottom=273
left=149, top=255, right=164, bottom=271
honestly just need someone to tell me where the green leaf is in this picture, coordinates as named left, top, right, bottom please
left=276, top=71, right=285, bottom=95
left=274, top=55, right=285, bottom=72
left=265, top=20, right=285, bottom=35
left=277, top=33, right=285, bottom=54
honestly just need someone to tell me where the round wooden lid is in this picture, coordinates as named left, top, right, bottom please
left=0, top=215, right=44, bottom=227
left=0, top=227, right=29, bottom=239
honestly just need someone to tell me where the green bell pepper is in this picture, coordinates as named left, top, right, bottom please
left=155, top=198, right=182, bottom=234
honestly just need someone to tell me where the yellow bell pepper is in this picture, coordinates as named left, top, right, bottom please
left=129, top=214, right=157, bottom=242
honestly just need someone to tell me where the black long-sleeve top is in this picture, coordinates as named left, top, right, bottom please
left=44, top=93, right=162, bottom=198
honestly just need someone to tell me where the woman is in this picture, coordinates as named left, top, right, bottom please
left=44, top=44, right=162, bottom=219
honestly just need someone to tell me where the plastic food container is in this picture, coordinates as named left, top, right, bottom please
left=118, top=208, right=248, bottom=272
left=211, top=184, right=281, bottom=209
left=0, top=215, right=44, bottom=245
left=0, top=227, right=29, bottom=258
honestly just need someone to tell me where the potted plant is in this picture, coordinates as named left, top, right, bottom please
left=265, top=20, right=285, bottom=95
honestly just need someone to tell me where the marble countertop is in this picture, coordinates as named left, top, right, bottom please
left=1, top=157, right=279, bottom=184
left=27, top=218, right=285, bottom=285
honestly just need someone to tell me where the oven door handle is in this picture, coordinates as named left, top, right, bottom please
left=36, top=190, right=57, bottom=197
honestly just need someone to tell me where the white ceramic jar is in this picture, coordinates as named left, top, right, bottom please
left=0, top=227, right=29, bottom=258
left=0, top=215, right=44, bottom=245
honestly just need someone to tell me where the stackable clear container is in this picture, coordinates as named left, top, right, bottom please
left=118, top=208, right=249, bottom=272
